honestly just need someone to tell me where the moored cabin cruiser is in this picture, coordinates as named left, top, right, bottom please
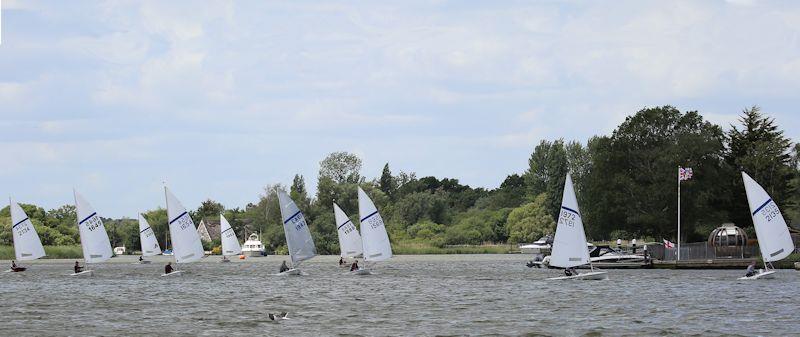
left=241, top=233, right=266, bottom=257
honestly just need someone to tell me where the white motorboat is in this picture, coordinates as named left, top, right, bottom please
left=241, top=233, right=266, bottom=257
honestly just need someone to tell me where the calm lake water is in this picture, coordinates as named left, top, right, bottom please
left=1, top=254, right=798, bottom=336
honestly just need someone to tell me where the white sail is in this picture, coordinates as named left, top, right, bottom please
left=277, top=190, right=316, bottom=265
left=74, top=190, right=113, bottom=263
left=9, top=200, right=46, bottom=261
left=334, top=203, right=363, bottom=258
left=742, top=172, right=795, bottom=262
left=550, top=173, right=590, bottom=269
left=220, top=214, right=242, bottom=256
left=165, top=187, right=205, bottom=263
left=138, top=214, right=162, bottom=256
left=358, top=187, right=392, bottom=262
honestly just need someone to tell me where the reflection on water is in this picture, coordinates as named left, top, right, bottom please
left=1, top=254, right=798, bottom=336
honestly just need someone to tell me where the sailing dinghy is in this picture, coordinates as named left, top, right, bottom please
left=72, top=190, right=113, bottom=277
left=334, top=202, right=363, bottom=267
left=738, top=172, right=795, bottom=280
left=547, top=173, right=607, bottom=281
left=162, top=187, right=206, bottom=277
left=7, top=200, right=47, bottom=272
left=354, top=187, right=393, bottom=275
left=276, top=190, right=316, bottom=276
left=219, top=214, right=242, bottom=263
left=135, top=214, right=162, bottom=264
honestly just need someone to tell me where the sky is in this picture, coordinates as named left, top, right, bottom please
left=1, top=0, right=799, bottom=218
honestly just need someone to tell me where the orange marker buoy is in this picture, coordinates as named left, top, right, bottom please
left=239, top=255, right=246, bottom=260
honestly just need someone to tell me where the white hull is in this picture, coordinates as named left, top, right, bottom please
left=220, top=259, right=232, bottom=263
left=351, top=268, right=372, bottom=275
left=738, top=270, right=776, bottom=280
left=276, top=268, right=301, bottom=276
left=548, top=271, right=608, bottom=280
left=132, top=261, right=152, bottom=265
left=241, top=250, right=264, bottom=257
left=161, top=270, right=183, bottom=277
left=70, top=270, right=94, bottom=277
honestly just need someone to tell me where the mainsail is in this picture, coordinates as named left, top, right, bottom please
left=549, top=173, right=590, bottom=269
left=742, top=172, right=795, bottom=263
left=9, top=200, right=46, bottom=261
left=74, top=190, right=113, bottom=263
left=164, top=187, right=205, bottom=263
left=138, top=214, right=162, bottom=256
left=358, top=188, right=392, bottom=262
left=334, top=202, right=363, bottom=258
left=220, top=214, right=242, bottom=256
left=277, top=190, right=316, bottom=265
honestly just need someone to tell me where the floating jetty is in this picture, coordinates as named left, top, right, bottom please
left=653, top=258, right=756, bottom=269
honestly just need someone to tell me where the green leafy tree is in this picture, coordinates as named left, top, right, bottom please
left=379, top=163, right=398, bottom=199
left=505, top=193, right=556, bottom=244
left=524, top=139, right=568, bottom=220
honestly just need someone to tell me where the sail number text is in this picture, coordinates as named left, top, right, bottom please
left=760, top=203, right=781, bottom=223
left=559, top=210, right=576, bottom=227
left=83, top=216, right=103, bottom=232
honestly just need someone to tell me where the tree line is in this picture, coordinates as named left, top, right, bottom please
left=1, top=106, right=798, bottom=254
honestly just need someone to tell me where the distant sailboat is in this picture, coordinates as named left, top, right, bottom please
left=219, top=214, right=241, bottom=262
left=356, top=187, right=392, bottom=275
left=136, top=214, right=162, bottom=264
left=163, top=187, right=206, bottom=276
left=739, top=172, right=795, bottom=280
left=72, top=190, right=113, bottom=277
left=276, top=190, right=316, bottom=275
left=548, top=173, right=607, bottom=280
left=7, top=200, right=46, bottom=272
left=334, top=202, right=363, bottom=262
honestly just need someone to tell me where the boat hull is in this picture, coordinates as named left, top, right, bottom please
left=220, top=259, right=232, bottom=263
left=132, top=261, right=152, bottom=265
left=5, top=268, right=27, bottom=272
left=738, top=270, right=776, bottom=280
left=70, top=270, right=94, bottom=277
left=548, top=271, right=608, bottom=280
left=351, top=268, right=372, bottom=275
left=276, top=268, right=301, bottom=276
left=161, top=270, right=183, bottom=277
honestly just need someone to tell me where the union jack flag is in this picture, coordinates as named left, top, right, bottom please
left=679, top=167, right=693, bottom=181
left=663, top=239, right=675, bottom=248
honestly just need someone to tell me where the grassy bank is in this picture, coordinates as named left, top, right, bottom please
left=0, top=245, right=84, bottom=260
left=392, top=242, right=517, bottom=254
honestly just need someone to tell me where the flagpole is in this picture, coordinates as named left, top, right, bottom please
left=677, top=166, right=681, bottom=261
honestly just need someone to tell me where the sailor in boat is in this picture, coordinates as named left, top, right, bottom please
left=279, top=260, right=290, bottom=273
left=564, top=267, right=577, bottom=277
left=744, top=261, right=757, bottom=278
left=339, top=257, right=345, bottom=266
left=164, top=262, right=174, bottom=274
left=268, top=312, right=289, bottom=321
left=11, top=261, right=24, bottom=272
left=74, top=261, right=84, bottom=274
left=138, top=256, right=144, bottom=262
left=350, top=260, right=359, bottom=272
left=222, top=256, right=229, bottom=262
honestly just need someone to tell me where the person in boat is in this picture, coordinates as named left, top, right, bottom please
left=11, top=260, right=17, bottom=269
left=350, top=260, right=359, bottom=272
left=339, top=257, right=345, bottom=266
left=222, top=255, right=229, bottom=262
left=745, top=261, right=757, bottom=277
left=279, top=260, right=289, bottom=273
left=74, top=261, right=83, bottom=274
left=165, top=262, right=174, bottom=274
left=139, top=256, right=144, bottom=262
left=564, top=267, right=576, bottom=276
